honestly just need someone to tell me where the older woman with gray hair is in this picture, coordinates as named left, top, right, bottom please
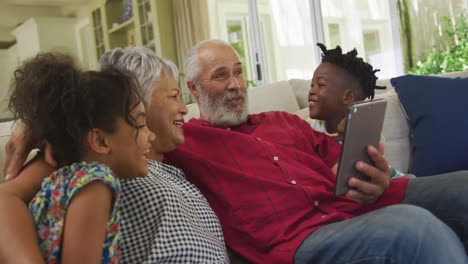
left=99, top=46, right=229, bottom=263
left=0, top=46, right=230, bottom=264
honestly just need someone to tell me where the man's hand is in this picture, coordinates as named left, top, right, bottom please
left=345, top=142, right=391, bottom=204
left=3, top=121, right=56, bottom=181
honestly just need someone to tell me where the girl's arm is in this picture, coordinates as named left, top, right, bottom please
left=0, top=156, right=55, bottom=264
left=61, top=181, right=114, bottom=264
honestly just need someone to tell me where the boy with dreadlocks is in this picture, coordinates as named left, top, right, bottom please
left=309, top=43, right=405, bottom=178
left=309, top=43, right=384, bottom=134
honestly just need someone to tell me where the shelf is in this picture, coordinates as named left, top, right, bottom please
left=90, top=0, right=176, bottom=64
left=108, top=18, right=134, bottom=34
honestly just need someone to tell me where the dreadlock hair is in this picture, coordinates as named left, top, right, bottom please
left=317, top=43, right=385, bottom=99
left=9, top=52, right=144, bottom=167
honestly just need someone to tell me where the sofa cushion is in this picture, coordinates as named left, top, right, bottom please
left=374, top=90, right=411, bottom=173
left=392, top=74, right=468, bottom=176
left=248, top=81, right=300, bottom=114
left=288, top=79, right=311, bottom=109
left=184, top=103, right=200, bottom=121
left=294, top=107, right=310, bottom=120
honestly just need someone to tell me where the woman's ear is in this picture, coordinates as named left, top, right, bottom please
left=87, top=129, right=111, bottom=155
left=187, top=80, right=200, bottom=101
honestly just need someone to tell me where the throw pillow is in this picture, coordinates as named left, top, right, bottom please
left=391, top=74, right=468, bottom=176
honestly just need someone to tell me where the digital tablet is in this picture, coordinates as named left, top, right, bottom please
left=334, top=99, right=387, bottom=196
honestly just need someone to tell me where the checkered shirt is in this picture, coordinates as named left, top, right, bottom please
left=119, top=160, right=229, bottom=263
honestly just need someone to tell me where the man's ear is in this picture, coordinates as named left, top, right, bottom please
left=343, top=89, right=358, bottom=105
left=87, top=128, right=111, bottom=155
left=187, top=80, right=200, bottom=101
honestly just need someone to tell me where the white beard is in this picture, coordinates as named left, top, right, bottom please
left=196, top=85, right=249, bottom=127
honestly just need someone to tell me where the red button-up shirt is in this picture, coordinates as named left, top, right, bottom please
left=165, top=111, right=409, bottom=263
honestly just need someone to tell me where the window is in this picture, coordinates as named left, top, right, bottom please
left=319, top=0, right=404, bottom=78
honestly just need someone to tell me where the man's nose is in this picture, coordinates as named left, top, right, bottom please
left=227, top=75, right=241, bottom=90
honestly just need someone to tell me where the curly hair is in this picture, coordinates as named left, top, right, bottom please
left=317, top=43, right=385, bottom=99
left=9, top=52, right=143, bottom=167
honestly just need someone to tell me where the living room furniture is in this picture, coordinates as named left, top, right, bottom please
left=89, top=0, right=177, bottom=63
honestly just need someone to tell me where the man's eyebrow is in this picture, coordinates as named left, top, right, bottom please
left=211, top=62, right=243, bottom=74
left=212, top=66, right=228, bottom=73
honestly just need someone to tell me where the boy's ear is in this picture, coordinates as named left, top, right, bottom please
left=87, top=128, right=111, bottom=155
left=343, top=89, right=358, bottom=105
left=187, top=80, right=200, bottom=101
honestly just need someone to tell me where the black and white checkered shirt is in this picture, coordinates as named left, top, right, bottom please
left=119, top=160, right=229, bottom=263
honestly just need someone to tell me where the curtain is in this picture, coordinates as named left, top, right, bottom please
left=172, top=0, right=211, bottom=103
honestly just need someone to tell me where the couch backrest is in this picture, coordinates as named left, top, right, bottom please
left=374, top=90, right=411, bottom=173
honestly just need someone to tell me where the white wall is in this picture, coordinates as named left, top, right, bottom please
left=11, top=18, right=40, bottom=62
left=0, top=3, right=62, bottom=42
left=1, top=17, right=79, bottom=120
left=12, top=17, right=78, bottom=62
left=0, top=50, right=10, bottom=118
left=0, top=44, right=18, bottom=120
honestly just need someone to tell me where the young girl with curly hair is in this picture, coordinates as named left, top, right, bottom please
left=2, top=52, right=154, bottom=263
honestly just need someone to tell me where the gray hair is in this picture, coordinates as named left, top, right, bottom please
left=99, top=46, right=179, bottom=105
left=184, top=39, right=233, bottom=85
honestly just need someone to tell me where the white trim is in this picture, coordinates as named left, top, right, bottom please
left=388, top=0, right=405, bottom=75
left=309, top=0, right=324, bottom=65
left=75, top=17, right=96, bottom=70
left=74, top=18, right=87, bottom=66
left=247, top=0, right=265, bottom=86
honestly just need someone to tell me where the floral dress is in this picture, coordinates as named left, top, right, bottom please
left=29, top=162, right=121, bottom=264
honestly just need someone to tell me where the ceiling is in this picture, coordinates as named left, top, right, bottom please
left=0, top=0, right=89, bottom=44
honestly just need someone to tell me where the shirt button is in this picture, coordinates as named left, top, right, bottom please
left=314, top=201, right=319, bottom=206
left=273, top=156, right=279, bottom=161
left=257, top=137, right=262, bottom=141
left=321, top=215, right=327, bottom=218
left=227, top=127, right=231, bottom=131
left=291, top=180, right=296, bottom=185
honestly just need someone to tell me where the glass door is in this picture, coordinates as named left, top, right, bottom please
left=91, top=8, right=106, bottom=61
left=208, top=0, right=321, bottom=86
left=137, top=0, right=155, bottom=51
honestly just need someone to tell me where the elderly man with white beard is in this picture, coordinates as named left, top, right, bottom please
left=164, top=39, right=468, bottom=264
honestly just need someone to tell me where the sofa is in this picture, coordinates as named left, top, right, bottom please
left=1, top=70, right=467, bottom=181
